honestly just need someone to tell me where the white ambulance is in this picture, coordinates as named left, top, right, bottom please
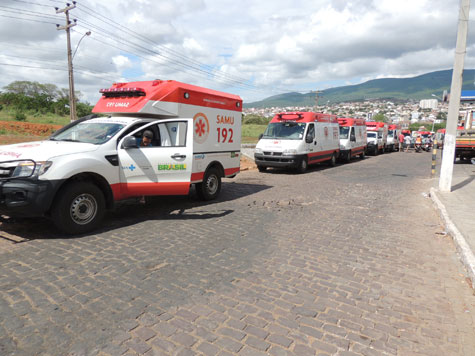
left=387, top=124, right=401, bottom=152
left=365, top=121, right=388, bottom=155
left=337, top=117, right=367, bottom=162
left=254, top=112, right=340, bottom=173
left=0, top=80, right=242, bottom=234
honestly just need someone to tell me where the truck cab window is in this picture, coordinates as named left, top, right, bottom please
left=307, top=124, right=315, bottom=140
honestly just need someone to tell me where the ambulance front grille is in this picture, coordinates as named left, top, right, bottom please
left=263, top=152, right=282, bottom=156
left=0, top=166, right=15, bottom=179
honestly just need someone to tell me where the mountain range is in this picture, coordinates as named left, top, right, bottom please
left=245, top=69, right=475, bottom=108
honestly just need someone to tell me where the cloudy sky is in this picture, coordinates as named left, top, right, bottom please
left=0, top=0, right=474, bottom=104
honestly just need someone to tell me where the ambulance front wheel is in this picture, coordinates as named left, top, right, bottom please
left=52, top=181, right=106, bottom=234
left=257, top=165, right=267, bottom=172
left=297, top=157, right=308, bottom=173
left=196, top=167, right=221, bottom=201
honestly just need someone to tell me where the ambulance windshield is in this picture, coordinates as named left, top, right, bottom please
left=262, top=122, right=306, bottom=140
left=388, top=130, right=394, bottom=137
left=367, top=132, right=377, bottom=138
left=339, top=126, right=350, bottom=139
left=51, top=120, right=125, bottom=145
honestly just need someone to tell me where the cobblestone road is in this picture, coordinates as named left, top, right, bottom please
left=0, top=152, right=474, bottom=355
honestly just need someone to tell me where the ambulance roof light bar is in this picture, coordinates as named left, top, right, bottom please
left=278, top=113, right=304, bottom=120
left=99, top=87, right=146, bottom=98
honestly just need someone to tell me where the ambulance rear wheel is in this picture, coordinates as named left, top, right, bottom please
left=360, top=150, right=366, bottom=159
left=52, top=182, right=105, bottom=234
left=297, top=157, right=308, bottom=173
left=196, top=167, right=221, bottom=201
left=328, top=153, right=337, bottom=167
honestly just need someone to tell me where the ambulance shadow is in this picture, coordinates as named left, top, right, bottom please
left=96, top=181, right=271, bottom=232
left=0, top=182, right=272, bottom=239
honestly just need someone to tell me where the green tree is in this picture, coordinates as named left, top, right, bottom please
left=373, top=112, right=387, bottom=122
left=436, top=112, right=447, bottom=121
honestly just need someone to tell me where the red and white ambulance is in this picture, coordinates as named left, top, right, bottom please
left=365, top=121, right=388, bottom=155
left=0, top=80, right=242, bottom=233
left=254, top=112, right=340, bottom=172
left=337, top=117, right=367, bottom=161
left=387, top=124, right=401, bottom=152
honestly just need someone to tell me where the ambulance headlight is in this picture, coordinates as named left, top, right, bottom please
left=12, top=161, right=52, bottom=178
left=282, top=149, right=297, bottom=156
left=254, top=148, right=263, bottom=154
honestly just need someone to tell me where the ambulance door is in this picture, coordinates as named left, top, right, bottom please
left=117, top=119, right=193, bottom=197
left=304, top=123, right=316, bottom=154
left=349, top=127, right=356, bottom=149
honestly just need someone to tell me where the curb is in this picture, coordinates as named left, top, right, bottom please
left=430, top=187, right=475, bottom=287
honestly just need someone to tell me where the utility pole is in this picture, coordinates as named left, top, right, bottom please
left=56, top=2, right=77, bottom=122
left=314, top=90, right=323, bottom=107
left=439, top=0, right=470, bottom=192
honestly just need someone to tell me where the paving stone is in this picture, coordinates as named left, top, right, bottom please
left=1, top=155, right=474, bottom=356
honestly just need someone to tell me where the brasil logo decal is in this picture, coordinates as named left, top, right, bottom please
left=193, top=112, right=209, bottom=144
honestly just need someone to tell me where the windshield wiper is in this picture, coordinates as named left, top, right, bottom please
left=58, top=138, right=81, bottom=142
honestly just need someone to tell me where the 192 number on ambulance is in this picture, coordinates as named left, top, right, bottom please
left=217, top=128, right=233, bottom=143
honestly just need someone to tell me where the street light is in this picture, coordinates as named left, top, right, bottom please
left=72, top=31, right=91, bottom=60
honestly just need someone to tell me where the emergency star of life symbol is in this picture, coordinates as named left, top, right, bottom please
left=193, top=112, right=209, bottom=144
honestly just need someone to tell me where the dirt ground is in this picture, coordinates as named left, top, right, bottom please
left=240, top=155, right=257, bottom=171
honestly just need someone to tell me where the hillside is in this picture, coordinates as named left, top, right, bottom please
left=245, top=69, right=475, bottom=108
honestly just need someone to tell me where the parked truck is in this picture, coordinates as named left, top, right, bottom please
left=337, top=117, right=367, bottom=161
left=365, top=121, right=387, bottom=155
left=0, top=80, right=242, bottom=233
left=254, top=112, right=340, bottom=173
left=455, top=129, right=475, bottom=161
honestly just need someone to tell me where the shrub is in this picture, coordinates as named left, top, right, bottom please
left=14, top=111, right=27, bottom=121
left=243, top=114, right=270, bottom=125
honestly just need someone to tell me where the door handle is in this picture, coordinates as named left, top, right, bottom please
left=171, top=154, right=186, bottom=159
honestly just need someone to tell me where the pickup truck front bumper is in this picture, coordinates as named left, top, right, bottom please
left=0, top=179, right=60, bottom=217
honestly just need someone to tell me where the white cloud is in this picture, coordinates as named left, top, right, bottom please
left=0, top=0, right=471, bottom=104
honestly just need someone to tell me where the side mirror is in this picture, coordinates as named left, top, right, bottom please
left=258, top=133, right=263, bottom=140
left=305, top=134, right=314, bottom=143
left=122, top=136, right=138, bottom=149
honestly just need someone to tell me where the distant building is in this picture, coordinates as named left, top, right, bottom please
left=419, top=99, right=438, bottom=109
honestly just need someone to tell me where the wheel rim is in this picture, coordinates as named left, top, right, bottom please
left=70, top=193, right=98, bottom=225
left=206, top=174, right=219, bottom=195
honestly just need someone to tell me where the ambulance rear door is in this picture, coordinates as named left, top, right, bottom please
left=117, top=118, right=193, bottom=197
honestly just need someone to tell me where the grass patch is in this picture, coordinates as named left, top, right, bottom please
left=0, top=111, right=69, bottom=126
left=242, top=124, right=266, bottom=143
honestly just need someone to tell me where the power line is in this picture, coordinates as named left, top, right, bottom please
left=75, top=3, right=255, bottom=87
left=9, top=0, right=53, bottom=7
left=72, top=22, right=258, bottom=92
left=0, top=62, right=116, bottom=83
left=0, top=5, right=61, bottom=19
left=0, top=14, right=57, bottom=24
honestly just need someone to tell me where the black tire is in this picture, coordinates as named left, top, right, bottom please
left=328, top=152, right=337, bottom=167
left=360, top=150, right=366, bottom=159
left=374, top=147, right=379, bottom=156
left=297, top=156, right=308, bottom=173
left=257, top=165, right=267, bottom=172
left=196, top=167, right=221, bottom=201
left=344, top=151, right=351, bottom=163
left=52, top=182, right=105, bottom=234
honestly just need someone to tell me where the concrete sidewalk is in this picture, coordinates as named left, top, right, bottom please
left=430, top=159, right=475, bottom=287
